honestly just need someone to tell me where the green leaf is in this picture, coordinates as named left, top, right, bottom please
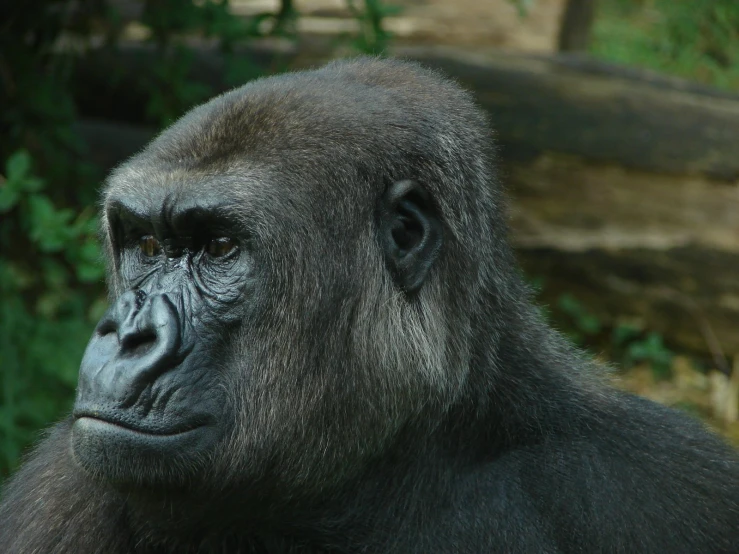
left=21, top=177, right=45, bottom=193
left=76, top=261, right=105, bottom=283
left=40, top=258, right=70, bottom=289
left=612, top=323, right=642, bottom=347
left=0, top=186, right=20, bottom=213
left=0, top=150, right=46, bottom=211
left=5, top=150, right=32, bottom=181
left=27, top=195, right=76, bottom=252
left=36, top=291, right=66, bottom=319
left=579, top=314, right=602, bottom=335
left=557, top=293, right=581, bottom=315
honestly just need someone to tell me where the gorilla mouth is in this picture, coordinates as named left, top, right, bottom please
left=75, top=416, right=203, bottom=437
left=71, top=410, right=219, bottom=485
left=73, top=409, right=209, bottom=437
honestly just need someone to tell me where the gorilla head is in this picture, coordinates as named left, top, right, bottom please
left=71, top=58, right=516, bottom=498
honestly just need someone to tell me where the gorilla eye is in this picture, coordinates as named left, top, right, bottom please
left=139, top=235, right=161, bottom=257
left=206, top=237, right=236, bottom=258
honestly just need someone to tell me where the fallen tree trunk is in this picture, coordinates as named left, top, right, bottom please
left=508, top=154, right=739, bottom=357
left=74, top=40, right=739, bottom=179
left=406, top=46, right=739, bottom=180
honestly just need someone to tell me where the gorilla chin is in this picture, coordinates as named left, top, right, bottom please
left=71, top=416, right=219, bottom=486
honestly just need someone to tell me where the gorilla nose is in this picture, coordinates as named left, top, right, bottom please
left=76, top=290, right=184, bottom=406
left=112, top=290, right=166, bottom=354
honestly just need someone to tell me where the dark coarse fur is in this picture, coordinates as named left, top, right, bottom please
left=1, top=57, right=738, bottom=553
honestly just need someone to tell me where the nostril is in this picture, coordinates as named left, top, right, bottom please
left=97, top=318, right=117, bottom=337
left=121, top=331, right=158, bottom=354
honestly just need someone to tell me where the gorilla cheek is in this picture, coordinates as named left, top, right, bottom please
left=71, top=289, right=224, bottom=485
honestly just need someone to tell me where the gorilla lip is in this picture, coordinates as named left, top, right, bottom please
left=73, top=411, right=208, bottom=437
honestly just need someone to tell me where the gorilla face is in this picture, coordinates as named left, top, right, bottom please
left=71, top=189, right=258, bottom=486
left=69, top=58, right=497, bottom=495
left=71, top=174, right=443, bottom=491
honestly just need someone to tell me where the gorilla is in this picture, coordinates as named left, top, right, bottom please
left=0, top=57, right=737, bottom=553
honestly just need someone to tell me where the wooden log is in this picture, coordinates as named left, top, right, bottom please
left=508, top=154, right=739, bottom=355
left=402, top=46, right=739, bottom=180
left=72, top=40, right=739, bottom=179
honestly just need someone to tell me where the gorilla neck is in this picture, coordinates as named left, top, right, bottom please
left=129, top=394, right=582, bottom=550
left=125, top=424, right=494, bottom=551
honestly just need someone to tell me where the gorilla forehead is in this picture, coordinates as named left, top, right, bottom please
left=157, top=57, right=477, bottom=164
left=109, top=58, right=487, bottom=200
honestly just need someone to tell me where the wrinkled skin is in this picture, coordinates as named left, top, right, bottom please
left=72, top=193, right=257, bottom=486
left=1, top=57, right=738, bottom=554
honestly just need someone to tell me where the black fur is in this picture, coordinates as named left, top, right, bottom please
left=1, top=57, right=737, bottom=553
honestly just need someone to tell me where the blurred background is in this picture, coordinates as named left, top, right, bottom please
left=0, top=0, right=738, bottom=480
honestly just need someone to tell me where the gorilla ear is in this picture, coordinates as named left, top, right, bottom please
left=378, top=180, right=443, bottom=295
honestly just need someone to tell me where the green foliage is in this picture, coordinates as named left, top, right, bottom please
left=0, top=1, right=109, bottom=478
left=137, top=0, right=282, bottom=125
left=612, top=323, right=674, bottom=380
left=552, top=291, right=673, bottom=379
left=592, top=0, right=739, bottom=91
left=143, top=46, right=215, bottom=126
left=556, top=293, right=603, bottom=345
left=0, top=151, right=105, bottom=476
left=128, top=0, right=397, bottom=125
left=0, top=152, right=44, bottom=213
left=346, top=0, right=401, bottom=55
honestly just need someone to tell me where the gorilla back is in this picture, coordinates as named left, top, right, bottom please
left=1, top=57, right=737, bottom=553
